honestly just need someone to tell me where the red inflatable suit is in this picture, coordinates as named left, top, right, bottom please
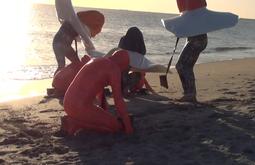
left=63, top=50, right=134, bottom=135
left=52, top=55, right=91, bottom=96
left=177, top=0, right=207, bottom=12
left=130, top=72, right=155, bottom=95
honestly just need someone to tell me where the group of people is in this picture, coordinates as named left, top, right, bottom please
left=51, top=0, right=210, bottom=136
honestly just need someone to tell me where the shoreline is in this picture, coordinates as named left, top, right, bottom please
left=1, top=57, right=254, bottom=104
left=0, top=79, right=52, bottom=103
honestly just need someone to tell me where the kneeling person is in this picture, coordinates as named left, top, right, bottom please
left=62, top=50, right=134, bottom=135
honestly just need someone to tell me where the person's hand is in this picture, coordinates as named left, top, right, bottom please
left=123, top=115, right=134, bottom=135
left=118, top=116, right=134, bottom=135
left=125, top=125, right=134, bottom=135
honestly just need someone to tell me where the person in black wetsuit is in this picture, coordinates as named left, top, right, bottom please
left=176, top=34, right=207, bottom=102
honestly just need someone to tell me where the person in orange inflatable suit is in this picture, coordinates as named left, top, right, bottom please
left=129, top=72, right=156, bottom=95
left=62, top=50, right=134, bottom=135
left=51, top=55, right=91, bottom=97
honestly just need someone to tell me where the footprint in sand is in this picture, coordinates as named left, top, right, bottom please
left=248, top=107, right=255, bottom=111
left=246, top=81, right=254, bottom=85
left=0, top=159, right=5, bottom=164
left=6, top=117, right=27, bottom=123
left=218, top=88, right=238, bottom=95
left=248, top=89, right=255, bottom=93
left=212, top=97, right=238, bottom=102
left=0, top=135, right=28, bottom=145
left=238, top=94, right=246, bottom=97
left=226, top=104, right=235, bottom=110
left=23, top=129, right=44, bottom=138
left=218, top=88, right=229, bottom=92
left=224, top=81, right=235, bottom=85
left=223, top=91, right=238, bottom=95
left=49, top=116, right=59, bottom=119
left=20, top=144, right=69, bottom=157
left=39, top=109, right=59, bottom=113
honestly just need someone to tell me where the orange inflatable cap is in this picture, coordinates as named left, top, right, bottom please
left=177, top=0, right=207, bottom=12
left=77, top=10, right=105, bottom=36
left=108, top=50, right=130, bottom=72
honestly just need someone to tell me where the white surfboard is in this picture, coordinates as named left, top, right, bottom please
left=104, top=50, right=168, bottom=73
left=161, top=7, right=239, bottom=38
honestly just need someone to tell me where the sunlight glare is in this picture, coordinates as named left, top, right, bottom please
left=0, top=1, right=33, bottom=71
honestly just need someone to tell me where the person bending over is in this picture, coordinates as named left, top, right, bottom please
left=53, top=0, right=105, bottom=75
left=62, top=50, right=134, bottom=135
left=118, top=27, right=155, bottom=96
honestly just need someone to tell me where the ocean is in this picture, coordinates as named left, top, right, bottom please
left=1, top=4, right=255, bottom=81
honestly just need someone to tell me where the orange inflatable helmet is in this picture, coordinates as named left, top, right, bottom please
left=52, top=55, right=91, bottom=94
left=77, top=10, right=105, bottom=36
left=109, top=50, right=130, bottom=72
left=52, top=62, right=82, bottom=94
left=177, top=0, right=207, bottom=12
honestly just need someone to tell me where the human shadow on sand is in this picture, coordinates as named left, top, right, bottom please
left=59, top=94, right=255, bottom=165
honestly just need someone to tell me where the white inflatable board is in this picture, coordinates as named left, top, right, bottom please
left=161, top=7, right=238, bottom=38
left=128, top=51, right=167, bottom=73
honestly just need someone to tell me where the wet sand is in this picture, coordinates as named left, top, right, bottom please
left=0, top=58, right=255, bottom=164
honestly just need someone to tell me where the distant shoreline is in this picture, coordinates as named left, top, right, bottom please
left=33, top=3, right=255, bottom=20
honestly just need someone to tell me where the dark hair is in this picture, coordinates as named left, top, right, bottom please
left=118, top=27, right=146, bottom=55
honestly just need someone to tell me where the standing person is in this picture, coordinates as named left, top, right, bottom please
left=175, top=0, right=208, bottom=102
left=161, top=0, right=238, bottom=102
left=176, top=33, right=207, bottom=102
left=53, top=0, right=105, bottom=75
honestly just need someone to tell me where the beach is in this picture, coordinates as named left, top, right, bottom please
left=0, top=58, right=255, bottom=164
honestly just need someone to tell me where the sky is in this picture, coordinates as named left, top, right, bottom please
left=32, top=0, right=255, bottom=19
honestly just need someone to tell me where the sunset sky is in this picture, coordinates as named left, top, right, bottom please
left=32, top=0, right=255, bottom=19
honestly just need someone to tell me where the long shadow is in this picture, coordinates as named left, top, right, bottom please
left=60, top=94, right=255, bottom=165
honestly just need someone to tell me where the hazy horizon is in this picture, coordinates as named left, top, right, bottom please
left=30, top=0, right=255, bottom=19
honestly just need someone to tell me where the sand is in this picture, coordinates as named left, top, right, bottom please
left=0, top=58, right=255, bottom=164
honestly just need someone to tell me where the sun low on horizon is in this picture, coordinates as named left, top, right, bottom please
left=0, top=1, right=34, bottom=71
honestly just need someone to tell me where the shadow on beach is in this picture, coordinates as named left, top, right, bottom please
left=59, top=94, right=255, bottom=165
left=0, top=92, right=255, bottom=164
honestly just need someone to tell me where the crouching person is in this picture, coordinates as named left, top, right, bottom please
left=51, top=55, right=91, bottom=97
left=62, top=50, right=134, bottom=135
